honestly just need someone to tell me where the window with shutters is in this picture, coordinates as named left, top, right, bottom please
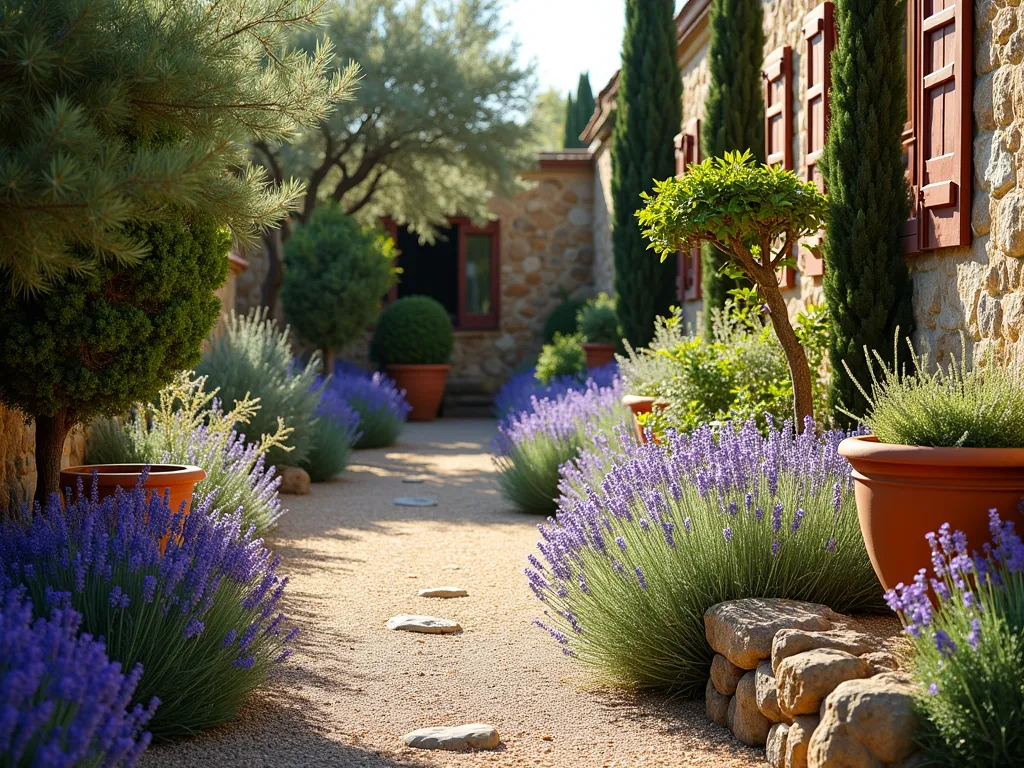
left=764, top=45, right=796, bottom=288
left=902, top=0, right=973, bottom=253
left=674, top=119, right=702, bottom=302
left=801, top=2, right=835, bottom=277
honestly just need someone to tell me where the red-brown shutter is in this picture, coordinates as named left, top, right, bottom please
left=681, top=118, right=702, bottom=301
left=915, top=0, right=972, bottom=250
left=764, top=46, right=795, bottom=288
left=900, top=0, right=921, bottom=253
left=801, top=3, right=835, bottom=277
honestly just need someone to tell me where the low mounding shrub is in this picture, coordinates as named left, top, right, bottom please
left=886, top=513, right=1024, bottom=765
left=576, top=293, right=620, bottom=345
left=494, top=364, right=619, bottom=421
left=529, top=418, right=882, bottom=694
left=844, top=334, right=1024, bottom=448
left=0, top=587, right=155, bottom=766
left=325, top=363, right=410, bottom=449
left=370, top=296, right=454, bottom=366
left=493, top=379, right=628, bottom=514
left=543, top=297, right=586, bottom=343
left=0, top=477, right=297, bottom=742
left=535, top=333, right=586, bottom=385
left=84, top=373, right=288, bottom=535
left=302, top=385, right=361, bottom=482
left=197, top=308, right=322, bottom=467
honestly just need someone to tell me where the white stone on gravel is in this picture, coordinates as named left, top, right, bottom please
left=418, top=586, right=468, bottom=598
left=402, top=723, right=499, bottom=751
left=401, top=476, right=427, bottom=484
left=393, top=496, right=437, bottom=507
left=386, top=615, right=461, bottom=634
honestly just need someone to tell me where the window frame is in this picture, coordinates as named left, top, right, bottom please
left=454, top=217, right=501, bottom=331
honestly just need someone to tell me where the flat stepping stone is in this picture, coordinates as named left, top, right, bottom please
left=418, top=586, right=468, bottom=598
left=386, top=615, right=461, bottom=634
left=393, top=496, right=437, bottom=507
left=402, top=723, right=499, bottom=752
left=402, top=476, right=428, bottom=484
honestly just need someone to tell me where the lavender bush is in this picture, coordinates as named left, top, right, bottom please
left=494, top=363, right=618, bottom=422
left=0, top=477, right=296, bottom=742
left=886, top=513, right=1024, bottom=765
left=327, top=363, right=410, bottom=449
left=302, top=384, right=362, bottom=482
left=528, top=418, right=883, bottom=693
left=494, top=378, right=628, bottom=514
left=0, top=587, right=155, bottom=767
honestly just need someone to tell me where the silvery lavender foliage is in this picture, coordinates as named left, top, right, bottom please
left=885, top=513, right=1024, bottom=765
left=528, top=418, right=882, bottom=693
left=302, top=381, right=362, bottom=482
left=0, top=587, right=155, bottom=767
left=0, top=475, right=296, bottom=742
left=326, top=362, right=410, bottom=449
left=494, top=363, right=618, bottom=423
left=493, top=377, right=628, bottom=514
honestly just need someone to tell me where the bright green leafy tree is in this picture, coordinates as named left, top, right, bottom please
left=611, top=0, right=682, bottom=348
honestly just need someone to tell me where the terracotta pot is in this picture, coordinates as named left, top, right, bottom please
left=622, top=395, right=667, bottom=444
left=582, top=342, right=616, bottom=369
left=385, top=364, right=450, bottom=422
left=59, top=464, right=207, bottom=516
left=838, top=435, right=1024, bottom=593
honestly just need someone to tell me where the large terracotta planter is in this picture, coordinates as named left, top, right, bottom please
left=386, top=364, right=449, bottom=422
left=838, top=435, right=1024, bottom=593
left=622, top=395, right=668, bottom=444
left=582, top=342, right=616, bottom=369
left=60, top=464, right=206, bottom=515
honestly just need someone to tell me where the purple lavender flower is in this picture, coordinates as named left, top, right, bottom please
left=967, top=618, right=982, bottom=650
left=934, top=630, right=957, bottom=657
left=928, top=682, right=939, bottom=696
left=723, top=527, right=733, bottom=543
left=323, top=362, right=410, bottom=449
left=494, top=363, right=618, bottom=422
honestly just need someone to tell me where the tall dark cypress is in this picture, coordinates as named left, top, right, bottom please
left=611, top=0, right=681, bottom=348
left=820, top=0, right=914, bottom=424
left=700, top=0, right=765, bottom=337
left=563, top=92, right=582, bottom=149
left=574, top=72, right=596, bottom=138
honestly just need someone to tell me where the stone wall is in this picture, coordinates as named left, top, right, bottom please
left=592, top=146, right=615, bottom=296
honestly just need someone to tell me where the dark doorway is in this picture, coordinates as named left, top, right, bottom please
left=395, top=225, right=459, bottom=326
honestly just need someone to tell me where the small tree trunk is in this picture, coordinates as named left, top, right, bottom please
left=261, top=228, right=285, bottom=314
left=34, top=409, right=76, bottom=507
left=758, top=278, right=815, bottom=428
left=321, top=347, right=335, bottom=376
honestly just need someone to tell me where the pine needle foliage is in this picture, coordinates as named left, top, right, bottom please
left=611, top=0, right=681, bottom=348
left=820, top=0, right=914, bottom=426
left=842, top=335, right=1024, bottom=448
left=0, top=0, right=358, bottom=294
left=700, top=0, right=765, bottom=334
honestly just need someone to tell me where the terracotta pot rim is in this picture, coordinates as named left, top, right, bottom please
left=582, top=342, right=616, bottom=350
left=61, top=464, right=207, bottom=483
left=839, top=434, right=1024, bottom=467
left=384, top=364, right=451, bottom=372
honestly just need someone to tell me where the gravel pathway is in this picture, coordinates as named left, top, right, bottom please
left=143, top=418, right=772, bottom=768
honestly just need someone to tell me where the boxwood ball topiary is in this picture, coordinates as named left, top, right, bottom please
left=542, top=298, right=586, bottom=343
left=371, top=296, right=454, bottom=366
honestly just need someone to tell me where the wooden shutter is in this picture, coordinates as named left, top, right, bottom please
left=900, top=0, right=921, bottom=253
left=801, top=3, right=835, bottom=277
left=915, top=0, right=972, bottom=250
left=764, top=46, right=795, bottom=287
left=681, top=119, right=702, bottom=301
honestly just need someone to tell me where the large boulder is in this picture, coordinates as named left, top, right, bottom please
left=705, top=599, right=841, bottom=670
left=785, top=715, right=819, bottom=768
left=808, top=673, right=920, bottom=767
left=755, top=660, right=786, bottom=723
left=766, top=723, right=790, bottom=768
left=728, top=670, right=773, bottom=746
left=777, top=648, right=871, bottom=717
left=711, top=653, right=746, bottom=695
left=706, top=678, right=731, bottom=727
left=771, top=628, right=877, bottom=676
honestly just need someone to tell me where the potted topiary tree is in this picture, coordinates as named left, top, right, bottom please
left=281, top=204, right=399, bottom=371
left=370, top=296, right=454, bottom=421
left=637, top=150, right=829, bottom=426
left=577, top=293, right=621, bottom=369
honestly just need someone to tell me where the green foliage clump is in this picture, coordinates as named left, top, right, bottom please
left=197, top=309, right=322, bottom=467
left=843, top=336, right=1024, bottom=448
left=370, top=296, right=454, bottom=366
left=638, top=150, right=829, bottom=425
left=282, top=205, right=398, bottom=367
left=577, top=293, right=621, bottom=345
left=700, top=0, right=765, bottom=323
left=84, top=372, right=290, bottom=534
left=611, top=0, right=681, bottom=349
left=821, top=0, right=915, bottom=427
left=535, top=334, right=587, bottom=385
left=543, top=298, right=586, bottom=343
left=303, top=414, right=360, bottom=483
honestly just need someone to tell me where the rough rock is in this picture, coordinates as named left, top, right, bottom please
left=385, top=615, right=461, bottom=634
left=860, top=651, right=899, bottom=675
left=728, top=670, right=772, bottom=746
left=393, top=496, right=438, bottom=507
left=755, top=661, right=786, bottom=723
left=278, top=466, right=311, bottom=495
left=705, top=678, right=730, bottom=727
left=402, top=723, right=499, bottom=751
left=785, top=715, right=819, bottom=768
left=766, top=723, right=789, bottom=768
left=777, top=648, right=870, bottom=717
left=417, top=587, right=468, bottom=598
left=771, top=628, right=877, bottom=676
left=704, top=599, right=840, bottom=670
left=711, top=653, right=746, bottom=695
left=808, top=673, right=919, bottom=767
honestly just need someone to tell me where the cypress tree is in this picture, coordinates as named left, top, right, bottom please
left=700, top=0, right=765, bottom=336
left=611, top=0, right=681, bottom=348
left=574, top=72, right=596, bottom=138
left=563, top=92, right=582, bottom=148
left=820, top=0, right=914, bottom=424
